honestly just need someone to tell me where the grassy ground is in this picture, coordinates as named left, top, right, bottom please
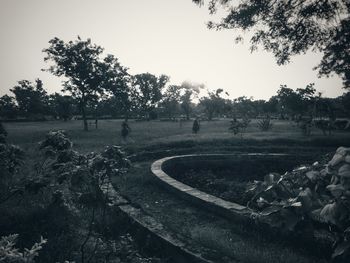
left=4, top=118, right=350, bottom=154
left=3, top=119, right=349, bottom=262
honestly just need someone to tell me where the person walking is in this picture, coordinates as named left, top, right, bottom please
left=121, top=120, right=131, bottom=142
left=192, top=118, right=200, bottom=134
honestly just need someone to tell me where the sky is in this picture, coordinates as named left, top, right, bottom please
left=0, top=0, right=345, bottom=100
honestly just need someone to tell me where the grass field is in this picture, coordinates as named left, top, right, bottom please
left=4, top=119, right=350, bottom=155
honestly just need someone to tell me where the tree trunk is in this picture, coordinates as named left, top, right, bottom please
left=81, top=105, right=88, bottom=131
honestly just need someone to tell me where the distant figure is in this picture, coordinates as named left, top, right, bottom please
left=192, top=118, right=200, bottom=134
left=95, top=118, right=98, bottom=129
left=121, top=120, right=131, bottom=141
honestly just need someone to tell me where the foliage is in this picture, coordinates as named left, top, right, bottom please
left=180, top=81, right=202, bottom=120
left=0, top=129, right=138, bottom=262
left=43, top=37, right=105, bottom=131
left=132, top=73, right=169, bottom=119
left=160, top=85, right=182, bottom=119
left=314, top=119, right=335, bottom=136
left=276, top=84, right=316, bottom=118
left=246, top=147, right=350, bottom=260
left=0, top=95, right=18, bottom=119
left=0, top=234, right=47, bottom=263
left=0, top=142, right=25, bottom=203
left=0, top=122, right=7, bottom=143
left=10, top=79, right=49, bottom=118
left=101, top=54, right=133, bottom=118
left=193, top=0, right=350, bottom=88
left=299, top=118, right=313, bottom=136
left=257, top=116, right=273, bottom=131
left=229, top=116, right=250, bottom=136
left=199, top=88, right=229, bottom=120
left=39, top=130, right=73, bottom=151
left=49, top=93, right=76, bottom=121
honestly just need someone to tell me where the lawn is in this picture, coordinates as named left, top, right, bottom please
left=4, top=118, right=350, bottom=154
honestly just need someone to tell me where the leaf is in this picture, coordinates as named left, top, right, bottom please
left=298, top=188, right=313, bottom=212
left=326, top=184, right=345, bottom=198
left=328, top=153, right=344, bottom=167
left=281, top=209, right=300, bottom=231
left=264, top=173, right=275, bottom=185
left=339, top=164, right=350, bottom=178
left=290, top=201, right=302, bottom=207
left=260, top=205, right=282, bottom=216
left=332, top=241, right=350, bottom=259
left=305, top=171, right=319, bottom=182
left=320, top=203, right=338, bottom=225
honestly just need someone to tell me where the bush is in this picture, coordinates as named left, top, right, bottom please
left=246, top=147, right=350, bottom=260
left=0, top=234, right=47, bottom=263
left=257, top=116, right=272, bottom=131
left=229, top=116, right=250, bottom=136
left=1, top=130, right=136, bottom=262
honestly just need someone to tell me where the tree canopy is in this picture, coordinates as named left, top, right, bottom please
left=43, top=37, right=105, bottom=130
left=10, top=79, right=48, bottom=117
left=133, top=73, right=169, bottom=119
left=193, top=0, right=350, bottom=88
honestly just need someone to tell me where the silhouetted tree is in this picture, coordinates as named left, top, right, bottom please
left=133, top=73, right=169, bottom=119
left=180, top=82, right=202, bottom=120
left=341, top=92, right=350, bottom=115
left=101, top=54, right=133, bottom=120
left=43, top=37, right=105, bottom=131
left=0, top=95, right=17, bottom=119
left=10, top=79, right=49, bottom=118
left=49, top=93, right=75, bottom=121
left=193, top=0, right=350, bottom=88
left=199, top=88, right=228, bottom=120
left=276, top=85, right=303, bottom=118
left=160, top=85, right=181, bottom=119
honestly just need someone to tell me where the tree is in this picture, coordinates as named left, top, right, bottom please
left=49, top=93, right=75, bottom=121
left=193, top=0, right=350, bottom=88
left=232, top=96, right=255, bottom=117
left=43, top=37, right=105, bottom=131
left=276, top=85, right=303, bottom=118
left=10, top=79, right=49, bottom=118
left=160, top=85, right=182, bottom=119
left=296, top=83, right=317, bottom=115
left=101, top=54, right=133, bottom=120
left=341, top=91, right=350, bottom=115
left=133, top=73, right=169, bottom=119
left=180, top=81, right=202, bottom=120
left=199, top=88, right=228, bottom=120
left=0, top=95, right=17, bottom=119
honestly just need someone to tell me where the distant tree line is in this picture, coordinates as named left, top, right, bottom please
left=0, top=37, right=349, bottom=130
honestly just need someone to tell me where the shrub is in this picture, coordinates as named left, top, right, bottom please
left=257, top=116, right=272, bottom=131
left=0, top=234, right=47, bottom=263
left=229, top=116, right=250, bottom=136
left=246, top=147, right=350, bottom=260
left=39, top=130, right=72, bottom=152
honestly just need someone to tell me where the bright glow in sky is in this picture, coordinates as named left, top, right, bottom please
left=0, top=0, right=345, bottom=100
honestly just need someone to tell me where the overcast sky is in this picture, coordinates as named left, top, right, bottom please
left=0, top=0, right=345, bottom=100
